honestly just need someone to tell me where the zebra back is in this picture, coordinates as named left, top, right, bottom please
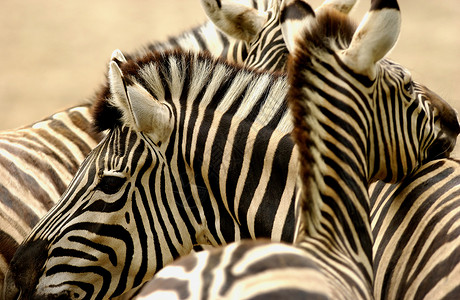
left=371, top=158, right=460, bottom=299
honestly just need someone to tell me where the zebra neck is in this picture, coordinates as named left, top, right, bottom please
left=177, top=106, right=296, bottom=242
left=290, top=71, right=373, bottom=293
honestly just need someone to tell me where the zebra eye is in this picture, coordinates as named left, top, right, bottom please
left=96, top=175, right=126, bottom=194
left=404, top=81, right=413, bottom=94
left=402, top=73, right=413, bottom=95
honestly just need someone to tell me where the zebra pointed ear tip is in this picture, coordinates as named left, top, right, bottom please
left=111, top=49, right=127, bottom=63
left=201, top=0, right=220, bottom=9
left=280, top=0, right=315, bottom=54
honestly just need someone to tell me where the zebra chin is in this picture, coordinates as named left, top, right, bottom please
left=425, top=130, right=459, bottom=163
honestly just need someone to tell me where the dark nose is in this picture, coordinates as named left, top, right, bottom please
left=3, top=271, right=19, bottom=300
left=422, top=85, right=460, bottom=159
left=3, top=239, right=49, bottom=300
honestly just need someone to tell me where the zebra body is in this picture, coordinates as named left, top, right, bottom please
left=136, top=0, right=289, bottom=71
left=134, top=1, right=460, bottom=299
left=371, top=158, right=460, bottom=299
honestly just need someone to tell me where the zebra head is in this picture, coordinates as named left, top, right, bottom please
left=4, top=50, right=294, bottom=299
left=201, top=0, right=357, bottom=71
left=3, top=56, right=177, bottom=299
left=3, top=55, right=187, bottom=299
left=285, top=0, right=459, bottom=185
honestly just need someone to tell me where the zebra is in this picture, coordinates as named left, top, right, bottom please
left=0, top=0, right=328, bottom=292
left=370, top=158, right=460, bottom=299
left=202, top=4, right=460, bottom=299
left=132, top=1, right=460, bottom=299
left=5, top=0, right=460, bottom=297
left=2, top=0, right=456, bottom=296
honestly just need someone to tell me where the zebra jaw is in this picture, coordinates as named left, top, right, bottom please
left=108, top=59, right=173, bottom=143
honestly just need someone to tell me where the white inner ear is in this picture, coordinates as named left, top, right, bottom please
left=109, top=61, right=131, bottom=111
left=108, top=61, right=173, bottom=142
left=111, top=49, right=127, bottom=62
left=281, top=14, right=316, bottom=54
left=341, top=9, right=401, bottom=77
left=281, top=0, right=357, bottom=54
left=201, top=0, right=268, bottom=42
left=319, top=0, right=356, bottom=14
left=126, top=85, right=172, bottom=141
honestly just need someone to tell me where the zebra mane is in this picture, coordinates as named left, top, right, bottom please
left=287, top=9, right=357, bottom=236
left=305, top=8, right=356, bottom=53
left=92, top=49, right=288, bottom=133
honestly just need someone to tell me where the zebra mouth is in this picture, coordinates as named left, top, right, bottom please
left=425, top=133, right=457, bottom=163
left=2, top=276, right=20, bottom=300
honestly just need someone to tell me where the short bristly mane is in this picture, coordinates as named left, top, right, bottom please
left=91, top=81, right=122, bottom=132
left=91, top=49, right=290, bottom=134
left=304, top=9, right=356, bottom=52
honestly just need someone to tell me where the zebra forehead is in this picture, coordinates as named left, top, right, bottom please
left=300, top=8, right=356, bottom=52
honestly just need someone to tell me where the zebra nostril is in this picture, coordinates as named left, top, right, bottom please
left=5, top=239, right=49, bottom=299
left=3, top=271, right=20, bottom=300
left=453, top=112, right=460, bottom=136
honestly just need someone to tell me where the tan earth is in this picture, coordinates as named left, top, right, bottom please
left=1, top=0, right=459, bottom=156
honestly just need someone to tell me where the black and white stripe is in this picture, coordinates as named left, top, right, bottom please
left=0, top=0, right=306, bottom=293
left=132, top=1, right=459, bottom=299
left=371, top=158, right=460, bottom=299
left=4, top=0, right=460, bottom=298
left=0, top=103, right=104, bottom=293
left=5, top=50, right=298, bottom=299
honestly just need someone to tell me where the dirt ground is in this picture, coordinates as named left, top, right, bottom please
left=0, top=0, right=459, bottom=155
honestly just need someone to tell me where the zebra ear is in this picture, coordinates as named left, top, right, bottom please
left=201, top=0, right=268, bottom=43
left=341, top=0, right=401, bottom=77
left=317, top=0, right=356, bottom=14
left=108, top=61, right=173, bottom=141
left=111, top=49, right=127, bottom=63
left=280, top=0, right=316, bottom=54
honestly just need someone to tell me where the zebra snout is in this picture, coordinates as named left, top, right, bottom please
left=4, top=239, right=50, bottom=300
left=3, top=271, right=20, bottom=300
left=428, top=87, right=460, bottom=136
left=441, top=110, right=460, bottom=152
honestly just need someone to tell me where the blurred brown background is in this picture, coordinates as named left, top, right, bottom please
left=0, top=0, right=459, bottom=154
